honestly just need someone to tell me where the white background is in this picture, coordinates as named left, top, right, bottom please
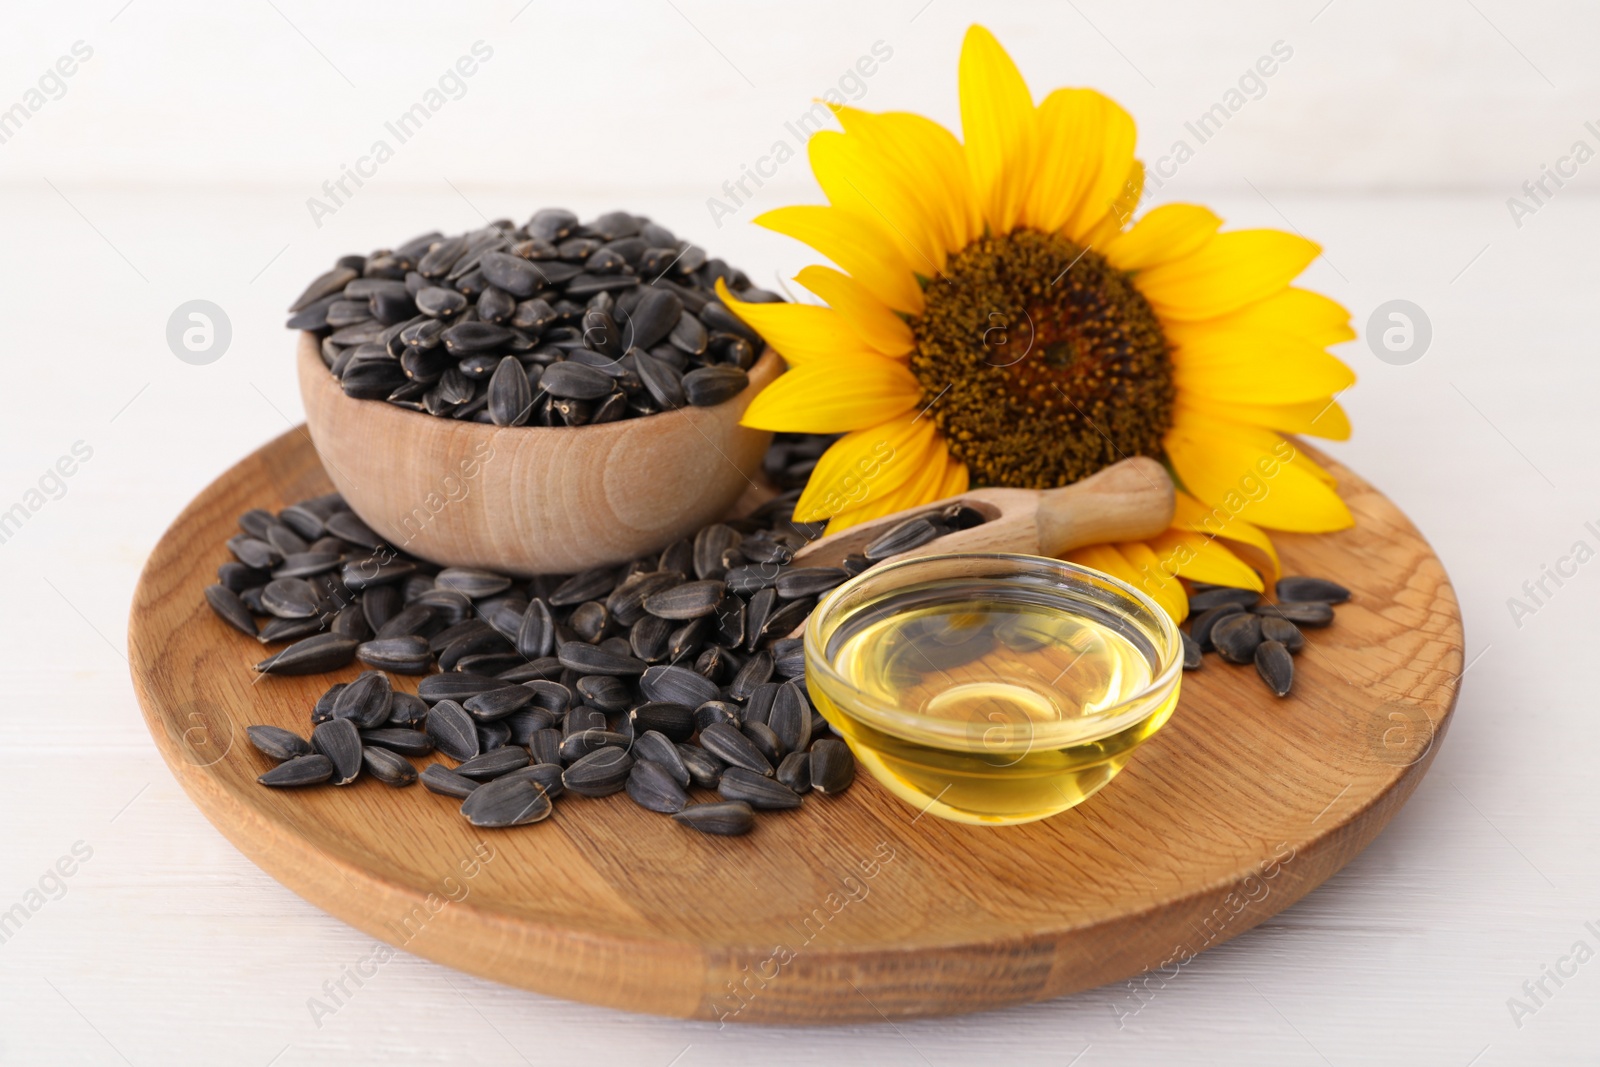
left=2, top=1, right=1597, bottom=1064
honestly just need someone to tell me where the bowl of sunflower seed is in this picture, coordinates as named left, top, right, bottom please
left=288, top=208, right=784, bottom=575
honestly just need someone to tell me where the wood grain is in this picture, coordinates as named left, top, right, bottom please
left=128, top=428, right=1463, bottom=1024
left=297, top=331, right=781, bottom=575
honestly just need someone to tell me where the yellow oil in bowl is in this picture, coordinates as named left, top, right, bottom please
left=804, top=554, right=1182, bottom=826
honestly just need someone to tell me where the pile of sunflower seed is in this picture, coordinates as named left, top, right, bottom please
left=206, top=434, right=994, bottom=834
left=1179, top=576, right=1352, bottom=697
left=286, top=209, right=776, bottom=425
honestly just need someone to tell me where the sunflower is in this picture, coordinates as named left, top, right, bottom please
left=718, top=24, right=1355, bottom=622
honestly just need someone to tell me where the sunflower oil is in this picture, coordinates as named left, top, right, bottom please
left=807, top=581, right=1177, bottom=825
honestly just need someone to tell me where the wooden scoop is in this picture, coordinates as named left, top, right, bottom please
left=791, top=456, right=1175, bottom=570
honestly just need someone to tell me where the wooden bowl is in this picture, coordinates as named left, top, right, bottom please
left=296, top=332, right=780, bottom=575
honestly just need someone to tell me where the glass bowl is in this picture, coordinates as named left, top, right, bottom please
left=804, top=553, right=1184, bottom=826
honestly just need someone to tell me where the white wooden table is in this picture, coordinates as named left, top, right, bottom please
left=4, top=2, right=1598, bottom=1062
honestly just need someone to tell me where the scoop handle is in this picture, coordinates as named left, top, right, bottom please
left=1035, top=456, right=1175, bottom=555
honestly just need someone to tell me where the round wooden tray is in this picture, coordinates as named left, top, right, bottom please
left=129, top=428, right=1463, bottom=1024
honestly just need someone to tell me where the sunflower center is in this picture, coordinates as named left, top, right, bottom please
left=910, top=230, right=1174, bottom=489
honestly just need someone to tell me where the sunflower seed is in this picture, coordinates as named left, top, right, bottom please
left=421, top=763, right=479, bottom=798
left=671, top=799, right=752, bottom=835
left=776, top=751, right=812, bottom=794
left=725, top=565, right=779, bottom=596
left=256, top=634, right=359, bottom=675
left=359, top=728, right=434, bottom=757
left=463, top=686, right=534, bottom=721
left=333, top=671, right=393, bottom=729
left=1255, top=639, right=1294, bottom=697
left=564, top=706, right=606, bottom=738
left=512, top=598, right=555, bottom=659
left=522, top=679, right=572, bottom=716
left=247, top=724, right=312, bottom=761
left=756, top=598, right=811, bottom=648
left=864, top=516, right=940, bottom=561
left=362, top=746, right=419, bottom=787
left=478, top=719, right=513, bottom=751
left=496, top=657, right=565, bottom=683
left=632, top=730, right=690, bottom=787
left=562, top=746, right=635, bottom=797
left=726, top=649, right=773, bottom=701
left=380, top=693, right=424, bottom=728
left=742, top=683, right=778, bottom=726
left=640, top=664, right=719, bottom=707
left=718, top=766, right=801, bottom=810
left=549, top=566, right=620, bottom=607
left=1188, top=587, right=1261, bottom=613
left=312, top=719, right=363, bottom=785
left=569, top=600, right=610, bottom=643
left=1181, top=631, right=1202, bottom=670
left=1259, top=615, right=1304, bottom=652
left=575, top=674, right=629, bottom=713
left=633, top=350, right=686, bottom=409
left=504, top=708, right=555, bottom=747
left=693, top=525, right=741, bottom=581
left=629, top=702, right=695, bottom=743
left=775, top=567, right=847, bottom=600
left=1190, top=603, right=1245, bottom=652
left=497, top=762, right=565, bottom=799
left=742, top=720, right=785, bottom=765
left=626, top=759, right=689, bottom=814
left=1275, top=576, right=1351, bottom=604
left=559, top=728, right=630, bottom=762
left=699, top=721, right=773, bottom=776
left=375, top=602, right=433, bottom=638
left=357, top=635, right=433, bottom=673
left=528, top=727, right=562, bottom=766
left=311, top=683, right=345, bottom=725
left=1255, top=600, right=1335, bottom=627
left=258, top=754, right=334, bottom=788
left=667, top=617, right=712, bottom=664
left=456, top=746, right=530, bottom=780
left=1211, top=613, right=1264, bottom=665
left=643, top=579, right=725, bottom=620
left=809, top=739, right=855, bottom=795
left=436, top=567, right=513, bottom=599
left=682, top=365, right=748, bottom=407
left=205, top=584, right=257, bottom=636
left=426, top=700, right=480, bottom=761
left=538, top=361, right=615, bottom=400
left=670, top=747, right=718, bottom=793
left=768, top=682, right=812, bottom=756
left=461, top=776, right=553, bottom=827
left=557, top=641, right=646, bottom=676
left=417, top=672, right=504, bottom=704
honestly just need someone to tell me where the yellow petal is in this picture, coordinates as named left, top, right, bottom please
left=756, top=205, right=924, bottom=315
left=1078, top=159, right=1145, bottom=248
left=1101, top=203, right=1222, bottom=272
left=834, top=107, right=984, bottom=256
left=959, top=25, right=1036, bottom=235
left=1145, top=529, right=1265, bottom=593
left=1135, top=229, right=1320, bottom=321
left=1066, top=543, right=1186, bottom=622
left=1170, top=489, right=1280, bottom=579
left=1170, top=329, right=1356, bottom=405
left=741, top=355, right=922, bottom=434
left=1021, top=88, right=1136, bottom=239
left=1197, top=286, right=1355, bottom=349
left=714, top=279, right=874, bottom=367
left=792, top=413, right=936, bottom=523
left=794, top=265, right=913, bottom=357
left=1115, top=540, right=1192, bottom=622
left=1165, top=408, right=1353, bottom=532
left=824, top=434, right=955, bottom=533
left=810, top=130, right=949, bottom=277
left=937, top=453, right=970, bottom=498
left=1180, top=396, right=1351, bottom=441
